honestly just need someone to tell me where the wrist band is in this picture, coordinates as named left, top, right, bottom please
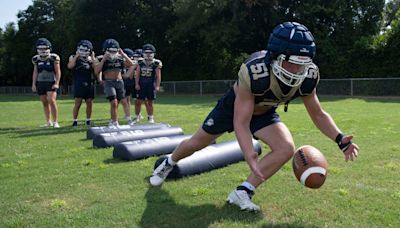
left=335, top=133, right=352, bottom=153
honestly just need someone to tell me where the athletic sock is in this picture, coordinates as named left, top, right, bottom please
left=237, top=181, right=256, bottom=198
left=167, top=156, right=176, bottom=166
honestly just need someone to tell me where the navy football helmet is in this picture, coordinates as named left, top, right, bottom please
left=36, top=38, right=52, bottom=59
left=102, top=38, right=120, bottom=61
left=267, top=22, right=316, bottom=87
left=142, top=44, right=156, bottom=60
left=123, top=48, right=134, bottom=60
left=77, top=40, right=93, bottom=59
left=133, top=49, right=143, bottom=60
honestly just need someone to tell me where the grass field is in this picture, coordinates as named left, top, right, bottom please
left=0, top=94, right=399, bottom=227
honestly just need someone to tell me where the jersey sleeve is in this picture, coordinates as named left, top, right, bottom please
left=237, top=63, right=251, bottom=92
left=299, top=64, right=320, bottom=96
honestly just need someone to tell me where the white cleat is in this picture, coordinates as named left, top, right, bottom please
left=53, top=122, right=60, bottom=128
left=41, top=121, right=53, bottom=127
left=149, top=159, right=173, bottom=186
left=148, top=116, right=155, bottom=124
left=227, top=190, right=260, bottom=212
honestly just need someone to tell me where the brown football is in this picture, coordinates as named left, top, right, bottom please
left=292, top=145, right=328, bottom=189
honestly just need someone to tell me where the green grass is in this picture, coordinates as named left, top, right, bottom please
left=0, top=94, right=399, bottom=227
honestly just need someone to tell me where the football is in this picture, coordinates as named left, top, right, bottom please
left=292, top=145, right=328, bottom=189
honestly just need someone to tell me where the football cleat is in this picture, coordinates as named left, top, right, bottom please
left=227, top=190, right=260, bottom=212
left=149, top=158, right=173, bottom=186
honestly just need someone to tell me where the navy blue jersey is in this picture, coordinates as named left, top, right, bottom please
left=71, top=55, right=94, bottom=84
left=237, top=50, right=320, bottom=107
left=32, top=53, right=60, bottom=82
left=137, top=59, right=162, bottom=84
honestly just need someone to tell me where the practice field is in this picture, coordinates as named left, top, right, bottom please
left=0, top=95, right=399, bottom=227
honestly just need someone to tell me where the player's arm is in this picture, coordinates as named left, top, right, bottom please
left=67, top=54, right=78, bottom=69
left=155, top=67, right=161, bottom=91
left=53, top=56, right=61, bottom=89
left=32, top=63, right=38, bottom=92
left=234, top=83, right=264, bottom=180
left=302, top=90, right=359, bottom=161
left=135, top=66, right=140, bottom=90
left=119, top=49, right=134, bottom=67
left=94, top=56, right=105, bottom=75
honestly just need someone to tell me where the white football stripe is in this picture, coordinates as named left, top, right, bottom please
left=300, top=167, right=327, bottom=185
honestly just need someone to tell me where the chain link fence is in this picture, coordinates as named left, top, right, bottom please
left=1, top=78, right=400, bottom=97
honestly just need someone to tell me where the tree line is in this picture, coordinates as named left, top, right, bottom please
left=0, top=0, right=399, bottom=87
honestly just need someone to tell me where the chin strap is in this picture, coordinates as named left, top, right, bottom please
left=335, top=133, right=353, bottom=153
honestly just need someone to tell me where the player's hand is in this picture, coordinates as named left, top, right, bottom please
left=75, top=51, right=80, bottom=57
left=135, top=85, right=140, bottom=90
left=155, top=86, right=160, bottom=92
left=244, top=151, right=265, bottom=181
left=32, top=85, right=36, bottom=92
left=52, top=84, right=59, bottom=89
left=342, top=135, right=359, bottom=162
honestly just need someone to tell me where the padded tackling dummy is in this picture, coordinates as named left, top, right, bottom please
left=154, top=139, right=261, bottom=179
left=93, top=127, right=184, bottom=148
left=86, top=123, right=170, bottom=139
left=113, top=135, right=192, bottom=160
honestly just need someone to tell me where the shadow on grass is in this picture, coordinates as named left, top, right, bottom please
left=139, top=187, right=314, bottom=228
left=103, top=157, right=127, bottom=164
left=0, top=119, right=114, bottom=138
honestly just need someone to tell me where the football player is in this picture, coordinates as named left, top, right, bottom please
left=31, top=38, right=61, bottom=128
left=149, top=22, right=359, bottom=211
left=67, top=40, right=96, bottom=127
left=121, top=48, right=135, bottom=124
left=94, top=39, right=134, bottom=126
left=134, top=44, right=162, bottom=123
left=132, top=48, right=143, bottom=122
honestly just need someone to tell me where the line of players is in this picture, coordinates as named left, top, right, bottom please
left=32, top=38, right=162, bottom=128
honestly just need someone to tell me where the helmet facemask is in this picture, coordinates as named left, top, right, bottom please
left=272, top=54, right=312, bottom=87
left=105, top=48, right=119, bottom=61
left=143, top=51, right=154, bottom=60
left=37, top=45, right=51, bottom=60
left=77, top=45, right=91, bottom=59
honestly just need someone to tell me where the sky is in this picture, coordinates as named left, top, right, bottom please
left=0, top=0, right=33, bottom=30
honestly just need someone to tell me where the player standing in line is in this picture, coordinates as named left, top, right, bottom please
left=121, top=48, right=135, bottom=124
left=134, top=44, right=162, bottom=123
left=31, top=38, right=61, bottom=128
left=94, top=39, right=134, bottom=126
left=149, top=22, right=359, bottom=211
left=132, top=48, right=144, bottom=122
left=67, top=40, right=96, bottom=127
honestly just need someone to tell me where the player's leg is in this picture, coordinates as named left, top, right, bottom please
left=72, top=97, right=83, bottom=127
left=84, top=84, right=95, bottom=126
left=39, top=94, right=52, bottom=127
left=150, top=97, right=231, bottom=186
left=85, top=98, right=93, bottom=126
left=227, top=108, right=294, bottom=211
left=47, top=90, right=59, bottom=128
left=150, top=127, right=222, bottom=186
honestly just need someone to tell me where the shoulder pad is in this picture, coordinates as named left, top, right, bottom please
left=299, top=64, right=320, bottom=96
left=154, top=59, right=162, bottom=68
left=32, top=55, right=40, bottom=64
left=245, top=51, right=270, bottom=95
left=50, top=53, right=60, bottom=62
